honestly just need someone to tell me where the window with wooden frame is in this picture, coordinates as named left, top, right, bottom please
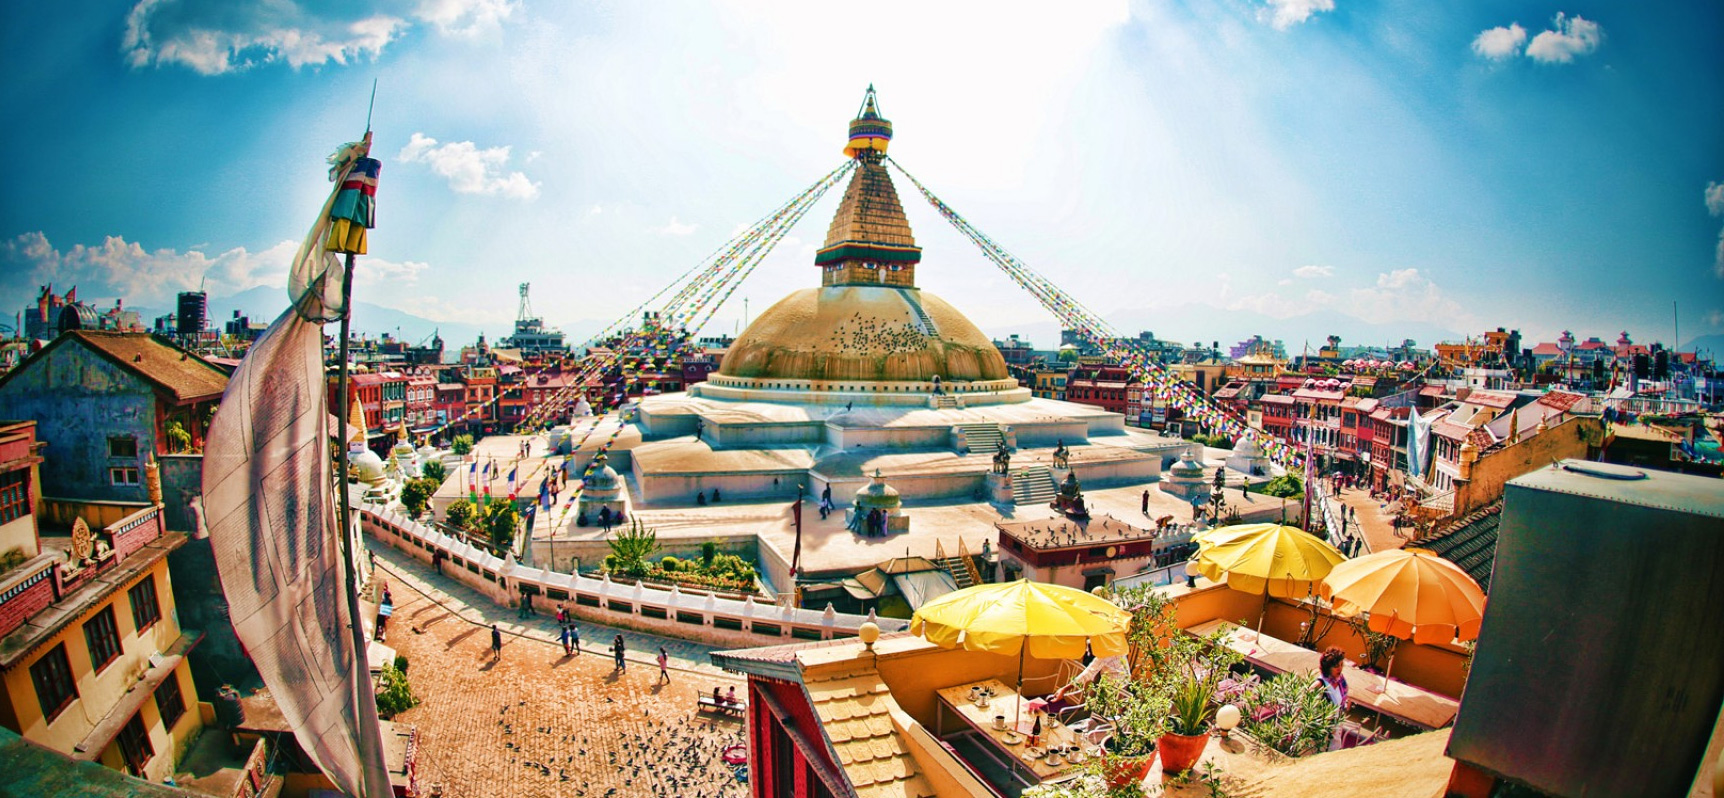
left=110, top=466, right=140, bottom=486
left=154, top=672, right=186, bottom=729
left=129, top=575, right=161, bottom=632
left=115, top=712, right=154, bottom=776
left=0, top=469, right=27, bottom=524
left=84, top=605, right=123, bottom=672
left=108, top=436, right=138, bottom=458
left=29, top=643, right=78, bottom=722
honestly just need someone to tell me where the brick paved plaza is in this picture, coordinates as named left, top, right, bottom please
left=374, top=546, right=751, bottom=798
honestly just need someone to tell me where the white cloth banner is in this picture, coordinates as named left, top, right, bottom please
left=201, top=138, right=391, bottom=798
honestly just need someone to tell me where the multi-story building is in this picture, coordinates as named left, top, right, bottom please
left=991, top=335, right=1035, bottom=366
left=0, top=331, right=228, bottom=503
left=1065, top=365, right=1134, bottom=416
left=0, top=420, right=204, bottom=783
left=1030, top=369, right=1067, bottom=401
left=405, top=371, right=438, bottom=430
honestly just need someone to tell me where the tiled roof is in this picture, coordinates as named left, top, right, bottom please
left=1536, top=391, right=1585, bottom=412
left=1462, top=390, right=1517, bottom=410
left=1418, top=500, right=1502, bottom=592
left=1433, top=420, right=1474, bottom=441
left=57, top=331, right=228, bottom=402
left=1530, top=343, right=1563, bottom=356
left=1419, top=386, right=1446, bottom=397
left=805, top=665, right=935, bottom=798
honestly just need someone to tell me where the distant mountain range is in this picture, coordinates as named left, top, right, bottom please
left=133, top=286, right=615, bottom=353
left=983, top=302, right=1467, bottom=354
left=1681, top=334, right=1724, bottom=357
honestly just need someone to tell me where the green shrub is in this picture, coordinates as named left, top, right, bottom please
left=375, top=663, right=418, bottom=718
left=660, top=556, right=682, bottom=572
left=400, top=477, right=439, bottom=518
left=451, top=434, right=474, bottom=456
left=393, top=654, right=409, bottom=675
left=421, top=460, right=447, bottom=484
left=1240, top=673, right=1342, bottom=757
left=445, top=499, right=477, bottom=531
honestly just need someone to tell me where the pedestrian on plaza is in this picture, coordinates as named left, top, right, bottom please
left=571, top=623, right=581, bottom=654
left=490, top=624, right=502, bottom=661
left=1141, top=490, right=1149, bottom=515
left=432, top=549, right=445, bottom=575
left=657, top=647, right=671, bottom=684
left=613, top=634, right=626, bottom=671
left=559, top=623, right=572, bottom=656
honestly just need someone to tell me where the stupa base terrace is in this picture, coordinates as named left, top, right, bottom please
left=500, top=390, right=1292, bottom=596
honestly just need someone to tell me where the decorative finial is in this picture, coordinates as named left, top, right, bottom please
left=845, top=85, right=893, bottom=159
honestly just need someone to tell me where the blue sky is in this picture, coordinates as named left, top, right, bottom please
left=2, top=0, right=1721, bottom=349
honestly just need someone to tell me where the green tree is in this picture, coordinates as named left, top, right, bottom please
left=164, top=419, right=192, bottom=454
left=400, top=477, right=439, bottom=518
left=607, top=519, right=661, bottom=578
left=421, top=459, right=447, bottom=484
left=482, top=500, right=522, bottom=554
left=1260, top=474, right=1304, bottom=499
left=451, top=434, right=474, bottom=456
left=699, top=540, right=718, bottom=567
left=444, top=498, right=477, bottom=531
left=374, top=663, right=418, bottom=718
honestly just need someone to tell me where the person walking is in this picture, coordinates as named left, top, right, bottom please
left=1141, top=489, right=1150, bottom=515
left=657, top=647, right=671, bottom=684
left=559, top=624, right=572, bottom=656
left=613, top=634, right=626, bottom=671
left=490, top=624, right=502, bottom=662
left=570, top=623, right=581, bottom=655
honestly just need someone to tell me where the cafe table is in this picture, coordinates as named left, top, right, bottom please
left=935, top=678, right=1095, bottom=787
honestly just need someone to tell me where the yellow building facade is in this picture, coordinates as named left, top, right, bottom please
left=0, top=420, right=203, bottom=784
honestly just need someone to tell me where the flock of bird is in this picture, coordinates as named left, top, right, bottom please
left=829, top=312, right=928, bottom=355
left=481, top=700, right=750, bottom=798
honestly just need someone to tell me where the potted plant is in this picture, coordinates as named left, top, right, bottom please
left=1082, top=672, right=1166, bottom=790
left=1157, top=668, right=1220, bottom=774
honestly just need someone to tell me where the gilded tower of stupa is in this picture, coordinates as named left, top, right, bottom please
left=705, top=87, right=1013, bottom=396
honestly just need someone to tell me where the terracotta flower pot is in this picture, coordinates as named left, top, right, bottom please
left=1156, top=730, right=1209, bottom=774
left=1102, top=750, right=1156, bottom=789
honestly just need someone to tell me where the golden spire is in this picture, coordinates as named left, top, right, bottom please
left=817, top=87, right=922, bottom=287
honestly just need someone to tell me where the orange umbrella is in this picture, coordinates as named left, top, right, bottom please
left=1318, top=548, right=1486, bottom=645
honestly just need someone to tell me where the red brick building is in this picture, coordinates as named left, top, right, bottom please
left=1066, top=365, right=1135, bottom=416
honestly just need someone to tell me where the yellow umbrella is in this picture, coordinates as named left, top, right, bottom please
left=913, top=579, right=1130, bottom=731
left=911, top=578, right=1130, bottom=658
left=1318, top=548, right=1486, bottom=645
left=1193, top=523, right=1347, bottom=598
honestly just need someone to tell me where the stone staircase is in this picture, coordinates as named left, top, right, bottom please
left=933, top=395, right=961, bottom=409
left=1012, top=466, right=1058, bottom=505
left=904, top=296, right=940, bottom=336
left=956, top=423, right=1005, bottom=453
left=934, top=540, right=983, bottom=589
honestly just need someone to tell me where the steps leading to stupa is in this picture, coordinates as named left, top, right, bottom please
left=1012, top=466, right=1058, bottom=505
left=903, top=294, right=940, bottom=337
left=955, top=423, right=1004, bottom=453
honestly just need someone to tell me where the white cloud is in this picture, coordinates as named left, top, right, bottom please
left=121, top=0, right=517, bottom=74
left=122, top=0, right=404, bottom=75
left=1471, top=24, right=1527, bottom=60
left=1707, top=309, right=1724, bottom=328
left=1706, top=181, right=1724, bottom=217
left=1259, top=0, right=1335, bottom=31
left=1715, top=229, right=1724, bottom=279
left=1525, top=13, right=1603, bottom=64
left=655, top=217, right=699, bottom=237
left=1, top=232, right=429, bottom=308
left=397, top=132, right=540, bottom=200
left=1221, top=266, right=1471, bottom=328
left=1293, top=264, right=1334, bottom=279
left=3, top=231, right=285, bottom=305
left=414, top=0, right=517, bottom=37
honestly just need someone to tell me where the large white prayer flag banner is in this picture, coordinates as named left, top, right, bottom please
left=202, top=136, right=392, bottom=798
